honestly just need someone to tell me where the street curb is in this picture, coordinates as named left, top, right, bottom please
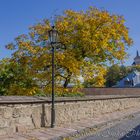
left=51, top=111, right=140, bottom=140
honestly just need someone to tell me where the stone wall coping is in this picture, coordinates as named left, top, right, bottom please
left=0, top=95, right=140, bottom=104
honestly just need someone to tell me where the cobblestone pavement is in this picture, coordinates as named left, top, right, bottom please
left=79, top=111, right=140, bottom=140
left=1, top=107, right=140, bottom=140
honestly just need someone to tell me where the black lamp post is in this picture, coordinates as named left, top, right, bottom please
left=48, top=26, right=58, bottom=128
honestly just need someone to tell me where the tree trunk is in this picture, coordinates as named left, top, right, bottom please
left=63, top=73, right=72, bottom=88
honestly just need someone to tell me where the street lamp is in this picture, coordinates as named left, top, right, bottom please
left=48, top=26, right=58, bottom=128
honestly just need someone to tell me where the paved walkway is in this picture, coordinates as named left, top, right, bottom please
left=1, top=107, right=140, bottom=140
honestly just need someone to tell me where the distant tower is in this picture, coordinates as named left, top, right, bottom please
left=132, top=50, right=140, bottom=65
left=137, top=50, right=139, bottom=57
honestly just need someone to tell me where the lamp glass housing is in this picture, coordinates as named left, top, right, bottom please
left=48, top=26, right=58, bottom=44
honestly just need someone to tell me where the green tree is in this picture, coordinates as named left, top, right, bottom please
left=0, top=59, right=38, bottom=95
left=105, top=64, right=131, bottom=87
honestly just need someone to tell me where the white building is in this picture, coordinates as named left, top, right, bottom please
left=116, top=71, right=140, bottom=87
left=116, top=51, right=140, bottom=87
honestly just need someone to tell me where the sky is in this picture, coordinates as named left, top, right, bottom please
left=0, top=0, right=140, bottom=65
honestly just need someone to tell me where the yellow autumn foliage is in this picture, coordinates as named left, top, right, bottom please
left=5, top=6, right=132, bottom=95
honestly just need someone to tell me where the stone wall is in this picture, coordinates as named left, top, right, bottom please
left=0, top=96, right=140, bottom=135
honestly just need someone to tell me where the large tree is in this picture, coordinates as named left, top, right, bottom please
left=5, top=7, right=132, bottom=94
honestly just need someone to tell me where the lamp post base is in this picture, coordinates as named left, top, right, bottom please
left=51, top=107, right=55, bottom=128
